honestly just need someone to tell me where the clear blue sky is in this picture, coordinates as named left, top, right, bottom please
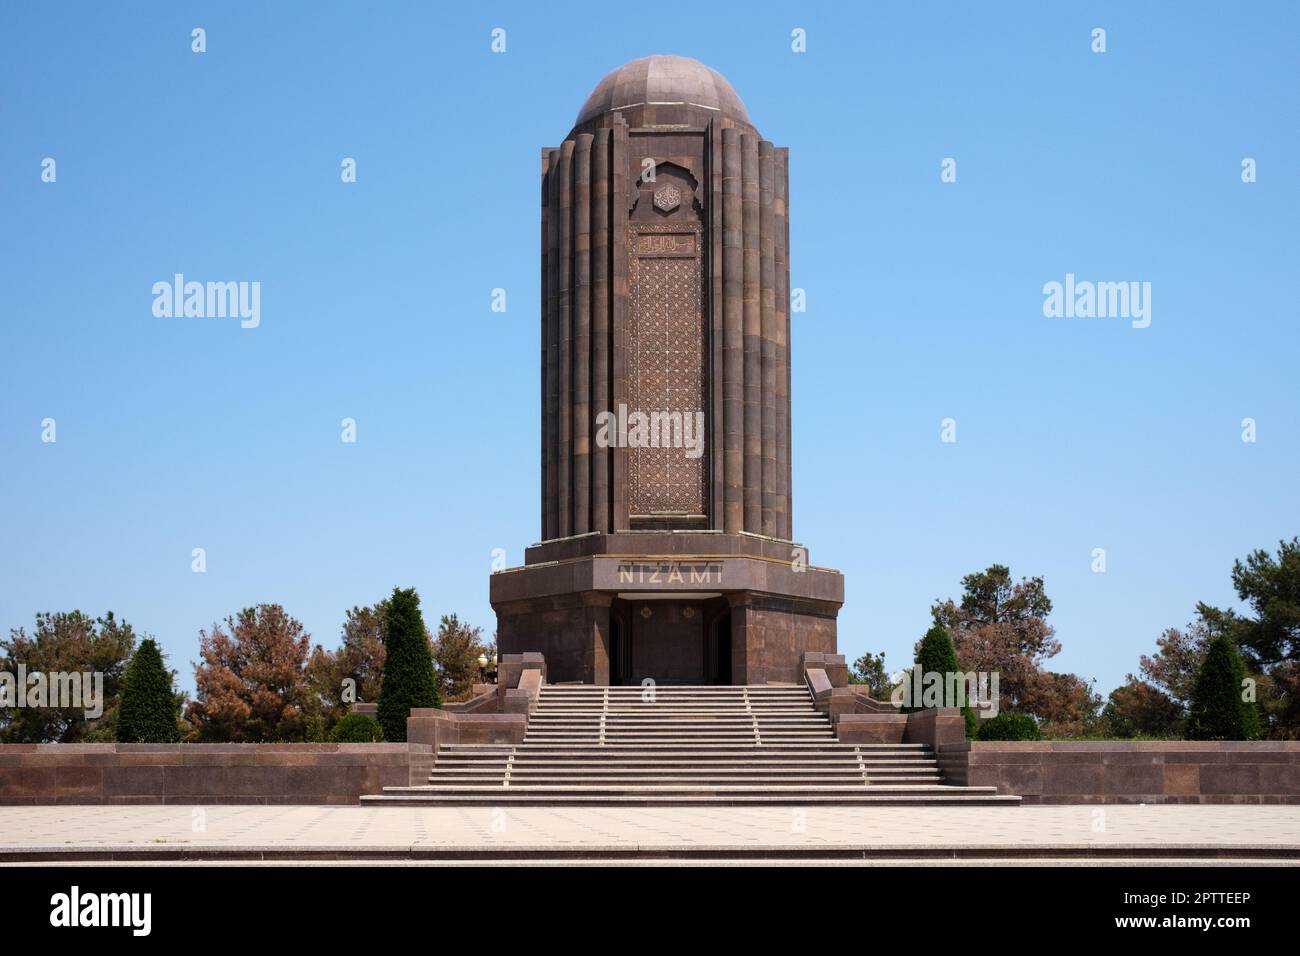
left=2, top=2, right=1296, bottom=697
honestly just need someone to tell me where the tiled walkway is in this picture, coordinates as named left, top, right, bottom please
left=1, top=804, right=1297, bottom=861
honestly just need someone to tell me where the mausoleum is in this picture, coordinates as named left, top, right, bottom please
left=490, top=55, right=844, bottom=685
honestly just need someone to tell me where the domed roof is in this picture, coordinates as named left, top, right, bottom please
left=575, top=55, right=751, bottom=128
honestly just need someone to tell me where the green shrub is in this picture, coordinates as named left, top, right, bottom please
left=910, top=625, right=979, bottom=735
left=977, top=712, right=1042, bottom=741
left=116, top=638, right=181, bottom=743
left=376, top=587, right=439, bottom=742
left=330, top=712, right=384, bottom=743
left=1185, top=634, right=1261, bottom=740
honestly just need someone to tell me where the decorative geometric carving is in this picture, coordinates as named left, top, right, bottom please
left=627, top=223, right=706, bottom=519
left=653, top=183, right=681, bottom=212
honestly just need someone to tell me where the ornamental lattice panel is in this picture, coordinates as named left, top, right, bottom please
left=627, top=223, right=706, bottom=517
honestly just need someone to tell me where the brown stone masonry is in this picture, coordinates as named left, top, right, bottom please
left=938, top=741, right=1300, bottom=805
left=0, top=743, right=412, bottom=806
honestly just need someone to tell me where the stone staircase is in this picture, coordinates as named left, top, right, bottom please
left=364, top=685, right=1018, bottom=806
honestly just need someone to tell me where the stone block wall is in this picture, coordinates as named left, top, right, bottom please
left=0, top=743, right=413, bottom=805
left=939, top=741, right=1300, bottom=804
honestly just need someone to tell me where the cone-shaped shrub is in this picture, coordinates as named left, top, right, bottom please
left=376, top=587, right=438, bottom=742
left=1186, top=634, right=1261, bottom=740
left=913, top=624, right=979, bottom=735
left=117, top=638, right=181, bottom=742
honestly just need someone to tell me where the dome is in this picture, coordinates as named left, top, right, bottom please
left=574, top=55, right=752, bottom=129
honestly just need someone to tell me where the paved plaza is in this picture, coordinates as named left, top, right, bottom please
left=1, top=804, right=1297, bottom=863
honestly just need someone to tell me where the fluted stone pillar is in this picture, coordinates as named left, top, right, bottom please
left=721, top=128, right=745, bottom=533
left=572, top=134, right=593, bottom=535
left=759, top=141, right=776, bottom=537
left=590, top=129, right=612, bottom=533
left=741, top=133, right=761, bottom=532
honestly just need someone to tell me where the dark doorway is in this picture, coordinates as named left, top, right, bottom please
left=706, top=612, right=732, bottom=685
left=609, top=612, right=632, bottom=685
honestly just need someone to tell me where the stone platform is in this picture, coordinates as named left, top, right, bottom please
left=0, top=804, right=1297, bottom=863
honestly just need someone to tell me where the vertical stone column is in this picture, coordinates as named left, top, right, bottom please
left=727, top=593, right=756, bottom=685
left=774, top=147, right=790, bottom=539
left=707, top=121, right=726, bottom=531
left=759, top=141, right=777, bottom=537
left=572, top=134, right=593, bottom=535
left=590, top=129, right=612, bottom=533
left=556, top=139, right=575, bottom=538
left=778, top=148, right=792, bottom=538
left=610, top=116, right=630, bottom=531
left=741, top=133, right=762, bottom=532
left=721, top=128, right=744, bottom=533
left=542, top=148, right=559, bottom=541
left=585, top=593, right=613, bottom=686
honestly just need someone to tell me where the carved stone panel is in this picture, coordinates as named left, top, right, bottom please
left=627, top=222, right=706, bottom=519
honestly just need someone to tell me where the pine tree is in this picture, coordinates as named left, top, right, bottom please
left=376, top=588, right=438, bottom=742
left=1186, top=633, right=1261, bottom=740
left=117, top=638, right=181, bottom=743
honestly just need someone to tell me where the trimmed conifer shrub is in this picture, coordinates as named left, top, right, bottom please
left=912, top=624, right=979, bottom=734
left=330, top=712, right=384, bottom=743
left=116, top=638, right=181, bottom=743
left=1185, top=634, right=1261, bottom=740
left=977, top=712, right=1042, bottom=741
left=376, top=587, right=439, bottom=742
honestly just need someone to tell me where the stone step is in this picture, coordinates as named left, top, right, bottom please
left=523, top=737, right=836, bottom=743
left=393, top=782, right=997, bottom=795
left=539, top=686, right=805, bottom=692
left=532, top=712, right=821, bottom=717
left=429, top=779, right=940, bottom=788
left=434, top=764, right=935, bottom=770
left=440, top=743, right=924, bottom=753
left=363, top=792, right=1019, bottom=807
left=435, top=764, right=939, bottom=774
left=429, top=772, right=941, bottom=782
left=527, top=718, right=831, bottom=725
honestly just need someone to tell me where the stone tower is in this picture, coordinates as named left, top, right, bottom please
left=491, top=55, right=844, bottom=686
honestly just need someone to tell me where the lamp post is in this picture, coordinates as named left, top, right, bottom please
left=477, top=654, right=488, bottom=684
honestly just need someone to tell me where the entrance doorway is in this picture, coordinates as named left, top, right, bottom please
left=705, top=611, right=732, bottom=685
left=609, top=612, right=632, bottom=685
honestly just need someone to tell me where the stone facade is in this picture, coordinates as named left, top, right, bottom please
left=494, top=55, right=844, bottom=685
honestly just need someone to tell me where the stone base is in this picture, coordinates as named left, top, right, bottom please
left=490, top=531, right=844, bottom=685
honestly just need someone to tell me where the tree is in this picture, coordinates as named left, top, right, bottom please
left=186, top=604, right=312, bottom=742
left=1103, top=678, right=1183, bottom=739
left=1226, top=537, right=1300, bottom=668
left=910, top=624, right=978, bottom=736
left=307, top=601, right=388, bottom=728
left=431, top=614, right=491, bottom=700
left=1186, top=634, right=1261, bottom=740
left=849, top=651, right=892, bottom=699
left=117, top=638, right=181, bottom=743
left=1037, top=672, right=1105, bottom=738
left=376, top=588, right=438, bottom=742
left=0, top=611, right=136, bottom=743
left=1103, top=612, right=1219, bottom=738
left=932, top=564, right=1064, bottom=720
